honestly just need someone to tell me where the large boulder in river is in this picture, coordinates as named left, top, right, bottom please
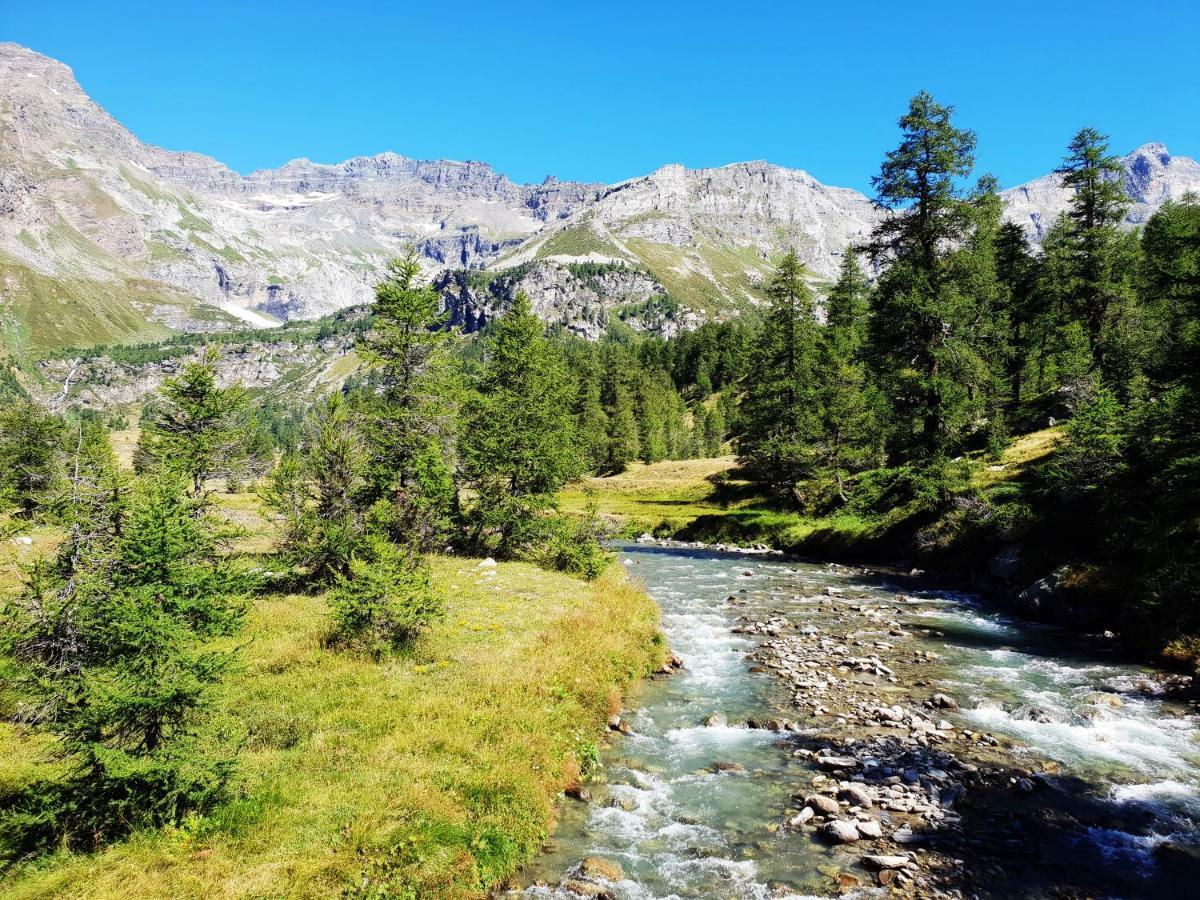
left=1014, top=566, right=1070, bottom=617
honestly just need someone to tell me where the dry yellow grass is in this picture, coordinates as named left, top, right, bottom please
left=1, top=558, right=664, bottom=898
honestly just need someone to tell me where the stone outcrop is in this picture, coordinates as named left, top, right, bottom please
left=2, top=42, right=1196, bottom=346
left=434, top=260, right=697, bottom=340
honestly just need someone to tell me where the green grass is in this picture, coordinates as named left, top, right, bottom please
left=535, top=224, right=627, bottom=261
left=0, top=256, right=181, bottom=351
left=562, top=431, right=1066, bottom=558
left=621, top=239, right=771, bottom=317
left=559, top=457, right=746, bottom=531
left=0, top=518, right=664, bottom=898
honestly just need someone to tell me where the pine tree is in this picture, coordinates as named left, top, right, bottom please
left=357, top=249, right=457, bottom=548
left=1, top=471, right=247, bottom=855
left=813, top=251, right=881, bottom=501
left=738, top=251, right=820, bottom=493
left=459, top=294, right=577, bottom=557
left=866, top=91, right=982, bottom=460
left=1054, top=128, right=1134, bottom=377
left=0, top=401, right=65, bottom=518
left=135, top=354, right=251, bottom=497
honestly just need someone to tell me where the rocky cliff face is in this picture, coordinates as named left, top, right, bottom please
left=0, top=43, right=598, bottom=334
left=435, top=261, right=698, bottom=340
left=2, top=42, right=1197, bottom=349
left=1000, top=143, right=1200, bottom=241
left=37, top=334, right=358, bottom=411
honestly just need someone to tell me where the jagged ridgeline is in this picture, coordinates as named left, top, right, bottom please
left=5, top=41, right=1199, bottom=355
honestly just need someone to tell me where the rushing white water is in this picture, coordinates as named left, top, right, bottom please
left=518, top=544, right=1200, bottom=898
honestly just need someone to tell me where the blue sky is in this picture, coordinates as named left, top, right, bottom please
left=4, top=1, right=1198, bottom=193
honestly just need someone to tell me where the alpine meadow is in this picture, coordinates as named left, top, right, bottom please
left=2, top=11, right=1200, bottom=899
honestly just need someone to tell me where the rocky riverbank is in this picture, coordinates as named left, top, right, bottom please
left=524, top=541, right=1200, bottom=899
left=732, top=567, right=1198, bottom=897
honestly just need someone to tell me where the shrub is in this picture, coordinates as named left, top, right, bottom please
left=539, top=508, right=612, bottom=581
left=328, top=539, right=442, bottom=656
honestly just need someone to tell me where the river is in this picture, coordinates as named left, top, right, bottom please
left=516, top=542, right=1200, bottom=899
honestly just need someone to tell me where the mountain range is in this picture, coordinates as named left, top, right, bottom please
left=3, top=42, right=1200, bottom=351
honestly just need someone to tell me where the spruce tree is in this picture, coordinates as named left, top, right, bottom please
left=357, top=249, right=457, bottom=548
left=738, top=250, right=820, bottom=493
left=459, top=294, right=577, bottom=557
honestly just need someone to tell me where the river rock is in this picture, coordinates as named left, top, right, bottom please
left=822, top=820, right=862, bottom=844
left=576, top=857, right=625, bottom=881
left=839, top=784, right=874, bottom=808
left=861, top=854, right=910, bottom=870
left=806, top=794, right=841, bottom=816
left=702, top=712, right=728, bottom=727
left=788, top=806, right=815, bottom=827
left=817, top=754, right=859, bottom=770
left=560, top=879, right=614, bottom=899
left=929, top=693, right=959, bottom=710
left=856, top=820, right=884, bottom=839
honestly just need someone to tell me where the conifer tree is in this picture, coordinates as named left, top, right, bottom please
left=0, top=401, right=65, bottom=518
left=136, top=354, right=251, bottom=497
left=605, top=372, right=640, bottom=473
left=738, top=250, right=820, bottom=493
left=814, top=251, right=881, bottom=501
left=357, top=249, right=457, bottom=547
left=1, top=470, right=246, bottom=855
left=262, top=394, right=370, bottom=582
left=994, top=221, right=1040, bottom=403
left=1054, top=128, right=1135, bottom=378
left=459, top=294, right=577, bottom=557
left=866, top=91, right=982, bottom=459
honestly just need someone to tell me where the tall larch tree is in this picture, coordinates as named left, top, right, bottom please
left=866, top=91, right=980, bottom=460
left=357, top=249, right=458, bottom=548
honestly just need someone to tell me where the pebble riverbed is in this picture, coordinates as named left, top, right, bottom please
left=514, top=541, right=1200, bottom=899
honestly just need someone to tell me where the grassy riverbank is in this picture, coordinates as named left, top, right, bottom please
left=561, top=432, right=1197, bottom=662
left=0, top=543, right=664, bottom=898
left=564, top=432, right=1059, bottom=559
